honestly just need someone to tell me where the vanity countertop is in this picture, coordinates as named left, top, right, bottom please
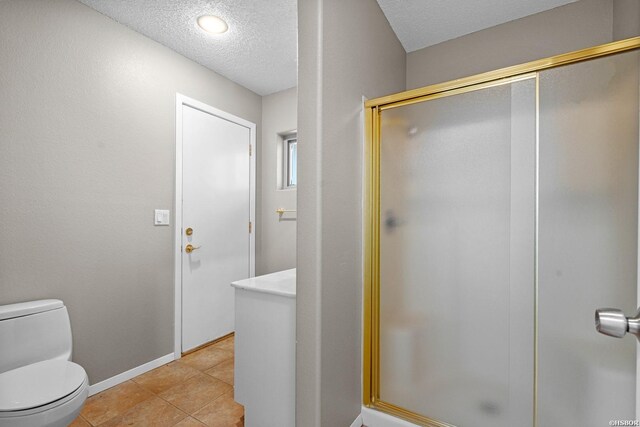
left=231, top=268, right=296, bottom=298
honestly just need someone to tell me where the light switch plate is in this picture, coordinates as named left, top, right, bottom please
left=154, top=209, right=170, bottom=226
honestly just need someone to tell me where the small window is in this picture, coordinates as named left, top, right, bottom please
left=284, top=135, right=297, bottom=188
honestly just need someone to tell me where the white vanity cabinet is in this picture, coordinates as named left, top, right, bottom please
left=232, top=268, right=295, bottom=427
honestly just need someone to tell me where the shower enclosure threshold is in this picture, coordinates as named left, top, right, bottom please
left=361, top=407, right=421, bottom=427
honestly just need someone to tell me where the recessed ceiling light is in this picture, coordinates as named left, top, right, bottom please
left=197, top=15, right=228, bottom=34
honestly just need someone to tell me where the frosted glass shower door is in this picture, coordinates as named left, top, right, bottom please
left=537, top=51, right=639, bottom=426
left=378, top=77, right=537, bottom=427
left=374, top=50, right=640, bottom=427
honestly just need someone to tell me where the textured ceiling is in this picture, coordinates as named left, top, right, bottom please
left=376, top=0, right=578, bottom=52
left=77, top=0, right=297, bottom=96
left=78, top=0, right=579, bottom=94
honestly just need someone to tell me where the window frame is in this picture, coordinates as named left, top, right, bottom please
left=283, top=135, right=297, bottom=189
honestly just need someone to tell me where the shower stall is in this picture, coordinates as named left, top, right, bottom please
left=363, top=37, right=640, bottom=427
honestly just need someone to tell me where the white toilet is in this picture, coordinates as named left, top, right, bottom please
left=0, top=300, right=89, bottom=427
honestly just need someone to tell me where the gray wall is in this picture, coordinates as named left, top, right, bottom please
left=407, top=0, right=640, bottom=89
left=258, top=87, right=297, bottom=275
left=293, top=0, right=640, bottom=424
left=296, top=0, right=406, bottom=425
left=0, top=0, right=262, bottom=383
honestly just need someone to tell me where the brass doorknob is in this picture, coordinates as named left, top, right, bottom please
left=185, top=227, right=193, bottom=236
left=185, top=244, right=200, bottom=253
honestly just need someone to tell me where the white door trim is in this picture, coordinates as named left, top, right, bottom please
left=174, top=93, right=256, bottom=359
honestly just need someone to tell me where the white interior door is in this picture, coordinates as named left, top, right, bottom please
left=181, top=104, right=252, bottom=352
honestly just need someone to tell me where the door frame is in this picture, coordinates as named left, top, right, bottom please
left=174, top=93, right=256, bottom=359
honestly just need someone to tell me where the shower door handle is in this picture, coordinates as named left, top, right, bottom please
left=595, top=307, right=640, bottom=339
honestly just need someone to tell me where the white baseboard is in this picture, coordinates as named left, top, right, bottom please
left=350, top=414, right=363, bottom=427
left=88, top=353, right=175, bottom=396
left=361, top=406, right=420, bottom=427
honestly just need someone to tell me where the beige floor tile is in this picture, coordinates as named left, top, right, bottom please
left=174, top=416, right=208, bottom=427
left=192, top=393, right=244, bottom=427
left=97, top=396, right=187, bottom=427
left=68, top=416, right=91, bottom=427
left=204, top=358, right=234, bottom=385
left=159, top=373, right=232, bottom=414
left=180, top=346, right=233, bottom=371
left=81, top=381, right=154, bottom=426
left=211, top=336, right=234, bottom=352
left=133, top=361, right=201, bottom=394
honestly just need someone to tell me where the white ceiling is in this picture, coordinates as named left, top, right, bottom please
left=77, top=0, right=297, bottom=96
left=376, top=0, right=578, bottom=52
left=78, top=0, right=579, bottom=96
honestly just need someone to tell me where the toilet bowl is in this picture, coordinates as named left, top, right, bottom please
left=0, top=300, right=89, bottom=427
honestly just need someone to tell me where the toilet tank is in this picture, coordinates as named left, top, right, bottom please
left=0, top=300, right=73, bottom=374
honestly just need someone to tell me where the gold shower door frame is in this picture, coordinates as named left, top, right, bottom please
left=363, top=36, right=640, bottom=427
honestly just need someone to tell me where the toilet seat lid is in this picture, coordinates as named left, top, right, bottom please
left=0, top=360, right=86, bottom=411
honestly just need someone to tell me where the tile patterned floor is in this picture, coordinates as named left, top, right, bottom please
left=70, top=335, right=243, bottom=427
